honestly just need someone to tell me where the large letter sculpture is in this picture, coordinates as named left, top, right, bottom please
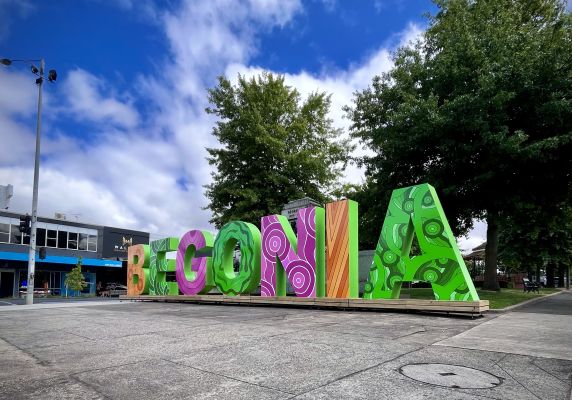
left=149, top=237, right=180, bottom=296
left=212, top=221, right=261, bottom=296
left=176, top=230, right=214, bottom=295
left=326, top=199, right=359, bottom=298
left=127, top=244, right=150, bottom=296
left=363, top=184, right=479, bottom=301
left=260, top=207, right=325, bottom=297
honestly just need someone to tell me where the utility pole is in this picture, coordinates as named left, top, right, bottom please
left=1, top=57, right=56, bottom=305
left=26, top=59, right=44, bottom=305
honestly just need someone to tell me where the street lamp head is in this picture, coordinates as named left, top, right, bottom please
left=0, top=58, right=12, bottom=66
left=48, top=69, right=57, bottom=82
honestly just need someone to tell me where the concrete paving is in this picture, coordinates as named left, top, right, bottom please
left=436, top=291, right=572, bottom=361
left=0, top=293, right=570, bottom=399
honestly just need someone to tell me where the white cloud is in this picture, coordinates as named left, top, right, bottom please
left=0, top=69, right=38, bottom=116
left=0, top=0, right=303, bottom=239
left=225, top=22, right=423, bottom=184
left=0, top=0, right=487, bottom=249
left=0, top=69, right=40, bottom=167
left=61, top=69, right=140, bottom=129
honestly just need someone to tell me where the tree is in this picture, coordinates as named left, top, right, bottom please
left=65, top=258, right=87, bottom=297
left=499, top=202, right=572, bottom=286
left=345, top=0, right=572, bottom=290
left=205, top=72, right=352, bottom=228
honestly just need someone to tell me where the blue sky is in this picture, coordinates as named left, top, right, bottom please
left=0, top=0, right=488, bottom=250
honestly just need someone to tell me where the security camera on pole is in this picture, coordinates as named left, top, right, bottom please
left=1, top=57, right=57, bottom=304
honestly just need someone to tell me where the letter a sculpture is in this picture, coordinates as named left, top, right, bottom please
left=364, top=184, right=479, bottom=301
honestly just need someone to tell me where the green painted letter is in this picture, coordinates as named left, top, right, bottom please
left=149, top=237, right=180, bottom=296
left=364, top=184, right=478, bottom=301
left=212, top=221, right=261, bottom=296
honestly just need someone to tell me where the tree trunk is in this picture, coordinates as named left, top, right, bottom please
left=483, top=212, right=500, bottom=291
left=557, top=264, right=565, bottom=288
left=536, top=265, right=541, bottom=283
left=546, top=262, right=555, bottom=288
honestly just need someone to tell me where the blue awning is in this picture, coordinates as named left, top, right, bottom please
left=0, top=251, right=122, bottom=268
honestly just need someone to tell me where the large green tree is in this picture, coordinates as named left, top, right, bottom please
left=499, top=202, right=572, bottom=286
left=345, top=0, right=572, bottom=290
left=205, top=72, right=351, bottom=228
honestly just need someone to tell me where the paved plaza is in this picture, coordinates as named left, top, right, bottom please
left=0, top=292, right=571, bottom=399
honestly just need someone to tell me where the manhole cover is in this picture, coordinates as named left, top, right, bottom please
left=399, top=363, right=502, bottom=389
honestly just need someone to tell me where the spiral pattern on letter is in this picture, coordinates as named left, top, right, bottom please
left=260, top=208, right=317, bottom=298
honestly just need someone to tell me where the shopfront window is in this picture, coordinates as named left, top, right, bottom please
left=57, top=231, right=67, bottom=248
left=67, top=232, right=78, bottom=250
left=10, top=224, right=21, bottom=244
left=47, top=230, right=57, bottom=247
left=87, top=229, right=97, bottom=252
left=78, top=233, right=88, bottom=250
left=36, top=228, right=46, bottom=247
left=0, top=217, right=99, bottom=252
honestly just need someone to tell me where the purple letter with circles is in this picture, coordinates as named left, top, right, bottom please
left=260, top=207, right=324, bottom=298
left=176, top=230, right=214, bottom=295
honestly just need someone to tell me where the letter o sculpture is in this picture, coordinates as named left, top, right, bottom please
left=212, top=221, right=261, bottom=296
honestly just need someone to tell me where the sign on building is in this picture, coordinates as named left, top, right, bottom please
left=281, top=197, right=321, bottom=221
left=102, top=227, right=150, bottom=259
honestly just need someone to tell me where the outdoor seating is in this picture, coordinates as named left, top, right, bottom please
left=522, top=279, right=540, bottom=294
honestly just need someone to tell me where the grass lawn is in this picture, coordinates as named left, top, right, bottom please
left=403, top=287, right=562, bottom=309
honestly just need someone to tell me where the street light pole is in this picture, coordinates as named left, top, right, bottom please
left=26, top=58, right=44, bottom=305
left=1, top=57, right=56, bottom=305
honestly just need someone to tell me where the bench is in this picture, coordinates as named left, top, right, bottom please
left=523, top=278, right=540, bottom=294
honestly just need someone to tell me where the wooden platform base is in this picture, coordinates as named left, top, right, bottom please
left=121, top=295, right=489, bottom=317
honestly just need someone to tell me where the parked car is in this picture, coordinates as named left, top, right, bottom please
left=105, top=283, right=127, bottom=291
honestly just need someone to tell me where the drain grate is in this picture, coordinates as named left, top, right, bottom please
left=399, top=363, right=502, bottom=389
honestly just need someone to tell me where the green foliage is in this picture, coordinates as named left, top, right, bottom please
left=345, top=0, right=572, bottom=287
left=205, top=72, right=352, bottom=228
left=499, top=203, right=572, bottom=273
left=65, top=258, right=87, bottom=293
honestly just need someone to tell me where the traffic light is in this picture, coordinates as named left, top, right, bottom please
left=19, top=215, right=31, bottom=235
left=39, top=247, right=46, bottom=260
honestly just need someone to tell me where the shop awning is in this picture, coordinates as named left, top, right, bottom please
left=0, top=251, right=122, bottom=268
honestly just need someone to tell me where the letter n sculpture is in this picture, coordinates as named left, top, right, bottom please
left=260, top=207, right=325, bottom=297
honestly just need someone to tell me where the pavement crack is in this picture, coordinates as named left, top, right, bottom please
left=393, top=328, right=427, bottom=340
left=496, top=362, right=543, bottom=400
left=64, top=330, right=97, bottom=341
left=69, top=374, right=113, bottom=399
left=491, top=353, right=509, bottom=369
left=68, top=358, right=159, bottom=376
left=530, top=358, right=570, bottom=385
left=162, top=358, right=296, bottom=396
left=0, top=336, right=52, bottom=367
left=288, top=345, right=425, bottom=399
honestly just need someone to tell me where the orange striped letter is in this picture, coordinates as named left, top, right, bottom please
left=325, top=199, right=358, bottom=298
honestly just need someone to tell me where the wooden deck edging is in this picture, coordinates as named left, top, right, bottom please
left=120, top=295, right=489, bottom=317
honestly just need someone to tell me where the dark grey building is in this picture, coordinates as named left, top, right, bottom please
left=0, top=211, right=149, bottom=298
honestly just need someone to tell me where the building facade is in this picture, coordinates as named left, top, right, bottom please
left=0, top=211, right=149, bottom=298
